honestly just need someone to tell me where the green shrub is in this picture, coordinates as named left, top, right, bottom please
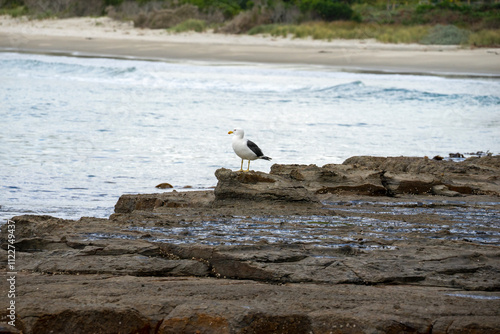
left=420, top=24, right=470, bottom=45
left=313, top=0, right=353, bottom=21
left=134, top=4, right=200, bottom=28
left=185, top=0, right=242, bottom=19
left=168, top=18, right=207, bottom=32
left=0, top=5, right=27, bottom=17
left=104, top=0, right=124, bottom=6
left=299, top=0, right=355, bottom=21
left=476, top=15, right=500, bottom=30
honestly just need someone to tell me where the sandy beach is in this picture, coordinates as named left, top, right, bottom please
left=1, top=15, right=499, bottom=76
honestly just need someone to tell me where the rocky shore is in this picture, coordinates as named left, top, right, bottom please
left=1, top=156, right=500, bottom=333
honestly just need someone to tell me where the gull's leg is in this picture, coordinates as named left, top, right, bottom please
left=246, top=160, right=251, bottom=172
left=238, top=159, right=244, bottom=172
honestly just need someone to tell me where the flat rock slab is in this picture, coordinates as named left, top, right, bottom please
left=4, top=273, right=500, bottom=334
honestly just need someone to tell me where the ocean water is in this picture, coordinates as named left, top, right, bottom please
left=1, top=52, right=499, bottom=221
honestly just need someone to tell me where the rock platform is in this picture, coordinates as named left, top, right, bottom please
left=1, top=156, right=500, bottom=333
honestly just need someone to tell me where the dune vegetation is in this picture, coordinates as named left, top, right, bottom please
left=1, top=0, right=499, bottom=46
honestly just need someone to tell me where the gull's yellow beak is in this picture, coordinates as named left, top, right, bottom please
left=228, top=131, right=233, bottom=134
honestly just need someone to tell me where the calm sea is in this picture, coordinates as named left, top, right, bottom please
left=1, top=52, right=499, bottom=221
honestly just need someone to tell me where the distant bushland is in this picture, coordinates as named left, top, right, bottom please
left=1, top=0, right=499, bottom=46
left=0, top=0, right=360, bottom=23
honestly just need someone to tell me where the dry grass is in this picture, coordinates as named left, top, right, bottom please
left=249, top=21, right=500, bottom=47
left=468, top=29, right=500, bottom=47
left=249, top=21, right=429, bottom=44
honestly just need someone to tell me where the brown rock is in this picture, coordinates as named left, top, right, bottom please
left=115, top=191, right=214, bottom=213
left=432, top=184, right=462, bottom=197
left=156, top=183, right=173, bottom=189
left=381, top=171, right=438, bottom=195
left=5, top=273, right=500, bottom=334
left=238, top=313, right=312, bottom=333
left=31, top=308, right=151, bottom=334
left=158, top=308, right=231, bottom=334
left=214, top=168, right=318, bottom=203
left=343, top=155, right=500, bottom=196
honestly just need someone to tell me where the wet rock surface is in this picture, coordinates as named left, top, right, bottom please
left=1, top=156, right=500, bottom=333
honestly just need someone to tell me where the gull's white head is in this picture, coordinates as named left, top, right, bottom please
left=228, top=128, right=244, bottom=138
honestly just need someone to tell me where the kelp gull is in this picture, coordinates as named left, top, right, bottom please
left=228, top=128, right=271, bottom=172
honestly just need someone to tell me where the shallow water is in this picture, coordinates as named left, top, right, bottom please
left=1, top=52, right=500, bottom=221
left=77, top=199, right=500, bottom=247
left=446, top=293, right=500, bottom=300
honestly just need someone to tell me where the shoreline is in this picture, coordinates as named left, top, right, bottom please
left=1, top=15, right=500, bottom=76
